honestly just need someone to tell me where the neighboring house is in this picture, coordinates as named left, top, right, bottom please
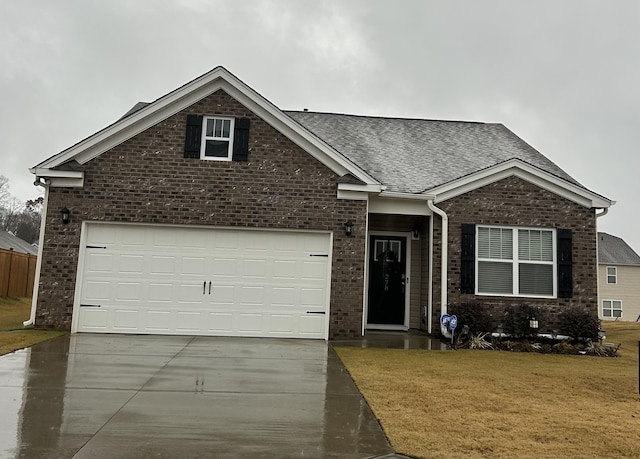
left=27, top=67, right=613, bottom=339
left=598, top=232, right=640, bottom=322
left=0, top=230, right=38, bottom=255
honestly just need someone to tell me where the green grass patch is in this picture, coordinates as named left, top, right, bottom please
left=336, top=322, right=640, bottom=459
left=0, top=297, right=66, bottom=355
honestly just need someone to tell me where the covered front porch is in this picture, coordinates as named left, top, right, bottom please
left=363, top=194, right=441, bottom=336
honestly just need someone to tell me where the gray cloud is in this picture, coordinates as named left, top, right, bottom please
left=1, top=0, right=638, bottom=249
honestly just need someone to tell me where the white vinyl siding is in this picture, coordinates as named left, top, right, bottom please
left=602, top=299, right=622, bottom=318
left=476, top=226, right=556, bottom=297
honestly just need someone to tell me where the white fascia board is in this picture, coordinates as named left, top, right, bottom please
left=378, top=191, right=436, bottom=201
left=369, top=196, right=433, bottom=216
left=337, top=190, right=369, bottom=201
left=30, top=168, right=83, bottom=179
left=34, top=67, right=379, bottom=187
left=48, top=176, right=84, bottom=187
left=430, top=159, right=614, bottom=209
left=337, top=183, right=383, bottom=193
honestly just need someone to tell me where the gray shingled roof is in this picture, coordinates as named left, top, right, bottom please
left=285, top=111, right=582, bottom=193
left=598, top=232, right=640, bottom=265
left=0, top=231, right=37, bottom=255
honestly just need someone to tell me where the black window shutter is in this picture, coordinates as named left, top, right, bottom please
left=460, top=224, right=476, bottom=294
left=557, top=228, right=573, bottom=298
left=232, top=118, right=250, bottom=161
left=184, top=115, right=203, bottom=158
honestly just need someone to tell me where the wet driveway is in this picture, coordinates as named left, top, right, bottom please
left=0, top=334, right=396, bottom=459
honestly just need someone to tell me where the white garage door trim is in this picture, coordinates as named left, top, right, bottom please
left=71, top=222, right=332, bottom=339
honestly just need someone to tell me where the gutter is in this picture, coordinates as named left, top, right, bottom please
left=594, top=207, right=609, bottom=321
left=24, top=178, right=49, bottom=327
left=427, top=199, right=450, bottom=338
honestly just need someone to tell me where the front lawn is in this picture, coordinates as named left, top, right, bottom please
left=336, top=322, right=640, bottom=459
left=0, top=297, right=66, bottom=355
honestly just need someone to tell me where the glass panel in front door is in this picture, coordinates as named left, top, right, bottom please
left=367, top=236, right=406, bottom=325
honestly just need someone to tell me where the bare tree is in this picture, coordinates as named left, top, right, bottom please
left=0, top=176, right=41, bottom=243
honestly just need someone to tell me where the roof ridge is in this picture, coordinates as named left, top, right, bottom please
left=285, top=110, right=491, bottom=125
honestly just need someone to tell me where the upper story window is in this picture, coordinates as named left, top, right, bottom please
left=201, top=117, right=235, bottom=160
left=476, top=226, right=556, bottom=297
left=606, top=266, right=617, bottom=284
left=184, top=114, right=250, bottom=162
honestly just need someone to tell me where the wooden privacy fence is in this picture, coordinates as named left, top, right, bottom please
left=0, top=248, right=37, bottom=297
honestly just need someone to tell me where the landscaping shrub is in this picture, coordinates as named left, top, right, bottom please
left=551, top=341, right=578, bottom=354
left=502, top=303, right=547, bottom=338
left=558, top=306, right=600, bottom=340
left=448, top=302, right=497, bottom=333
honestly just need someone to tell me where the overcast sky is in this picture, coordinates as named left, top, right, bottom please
left=1, top=1, right=639, bottom=251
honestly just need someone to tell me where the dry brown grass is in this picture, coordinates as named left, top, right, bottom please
left=0, top=297, right=66, bottom=355
left=336, top=322, right=640, bottom=459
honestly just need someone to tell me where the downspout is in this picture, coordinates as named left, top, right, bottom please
left=595, top=207, right=609, bottom=321
left=427, top=199, right=450, bottom=338
left=24, top=178, right=49, bottom=327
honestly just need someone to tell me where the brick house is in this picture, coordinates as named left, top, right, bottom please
left=27, top=67, right=613, bottom=339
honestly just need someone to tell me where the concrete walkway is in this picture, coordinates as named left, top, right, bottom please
left=0, top=334, right=405, bottom=459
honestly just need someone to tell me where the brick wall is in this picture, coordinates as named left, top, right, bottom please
left=37, top=89, right=367, bottom=338
left=430, top=176, right=598, bottom=333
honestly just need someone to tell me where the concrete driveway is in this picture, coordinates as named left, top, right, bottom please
left=0, top=334, right=397, bottom=459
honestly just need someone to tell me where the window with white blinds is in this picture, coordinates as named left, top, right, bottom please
left=477, top=226, right=556, bottom=297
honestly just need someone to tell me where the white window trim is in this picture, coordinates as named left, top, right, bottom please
left=606, top=266, right=617, bottom=284
left=475, top=225, right=557, bottom=298
left=200, top=116, right=235, bottom=161
left=602, top=299, right=622, bottom=318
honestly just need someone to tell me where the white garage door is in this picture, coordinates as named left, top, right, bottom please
left=74, top=223, right=332, bottom=339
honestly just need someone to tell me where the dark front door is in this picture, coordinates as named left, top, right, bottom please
left=367, top=235, right=407, bottom=326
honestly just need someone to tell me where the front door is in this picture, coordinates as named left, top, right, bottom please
left=367, top=235, right=407, bottom=326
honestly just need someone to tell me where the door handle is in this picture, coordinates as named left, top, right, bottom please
left=203, top=281, right=206, bottom=295
left=208, top=281, right=212, bottom=295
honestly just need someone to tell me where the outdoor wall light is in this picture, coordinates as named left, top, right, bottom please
left=529, top=317, right=539, bottom=329
left=344, top=220, right=354, bottom=236
left=412, top=223, right=421, bottom=240
left=61, top=207, right=71, bottom=224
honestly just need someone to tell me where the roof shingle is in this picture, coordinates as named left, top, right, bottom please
left=286, top=111, right=581, bottom=193
left=598, top=232, right=640, bottom=265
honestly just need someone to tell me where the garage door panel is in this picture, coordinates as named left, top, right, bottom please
left=83, top=281, right=111, bottom=301
left=146, top=311, right=172, bottom=331
left=150, top=256, right=176, bottom=275
left=270, top=314, right=294, bottom=333
left=207, top=313, right=233, bottom=332
left=176, top=312, right=202, bottom=332
left=240, top=286, right=266, bottom=305
left=77, top=224, right=330, bottom=339
left=271, top=287, right=296, bottom=306
left=238, top=314, right=262, bottom=332
left=78, top=308, right=108, bottom=330
left=177, top=282, right=205, bottom=304
left=300, top=288, right=325, bottom=307
left=299, top=315, right=325, bottom=336
left=212, top=258, right=237, bottom=276
left=181, top=257, right=206, bottom=276
left=85, top=253, right=114, bottom=273
left=242, top=259, right=267, bottom=278
left=119, top=254, right=144, bottom=274
left=148, top=283, right=173, bottom=303
left=113, top=310, right=140, bottom=330
left=115, top=282, right=143, bottom=302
